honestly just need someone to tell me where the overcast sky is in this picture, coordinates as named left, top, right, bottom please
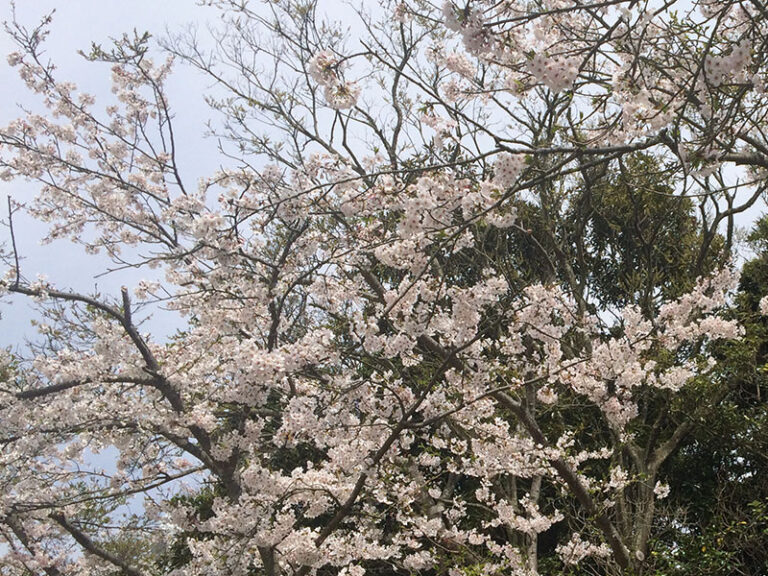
left=0, top=1, right=220, bottom=346
left=1, top=1, right=766, bottom=348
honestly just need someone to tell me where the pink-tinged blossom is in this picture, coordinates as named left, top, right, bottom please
left=393, top=3, right=410, bottom=23
left=492, top=152, right=526, bottom=188
left=654, top=481, right=671, bottom=499
left=556, top=533, right=613, bottom=565
left=308, top=51, right=361, bottom=109
left=308, top=51, right=341, bottom=86
left=444, top=52, right=476, bottom=79
left=759, top=295, right=768, bottom=315
left=705, top=40, right=752, bottom=86
left=527, top=53, right=580, bottom=93
left=421, top=113, right=457, bottom=150
left=0, top=3, right=760, bottom=575
left=323, top=81, right=361, bottom=110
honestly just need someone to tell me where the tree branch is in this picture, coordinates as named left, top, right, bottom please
left=50, top=512, right=143, bottom=576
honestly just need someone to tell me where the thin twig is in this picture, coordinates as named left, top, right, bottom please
left=7, top=196, right=21, bottom=288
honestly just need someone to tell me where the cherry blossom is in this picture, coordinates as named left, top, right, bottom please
left=0, top=1, right=763, bottom=575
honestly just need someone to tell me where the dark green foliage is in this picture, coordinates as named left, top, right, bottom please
left=647, top=215, right=768, bottom=576
left=579, top=155, right=725, bottom=314
left=150, top=156, right=768, bottom=576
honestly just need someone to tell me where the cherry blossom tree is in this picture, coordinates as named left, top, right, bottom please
left=0, top=1, right=766, bottom=575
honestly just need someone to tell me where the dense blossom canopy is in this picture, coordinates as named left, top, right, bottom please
left=0, top=1, right=767, bottom=575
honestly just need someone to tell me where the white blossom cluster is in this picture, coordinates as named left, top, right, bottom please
left=527, top=53, right=580, bottom=93
left=705, top=39, right=752, bottom=86
left=308, top=50, right=360, bottom=109
left=0, top=1, right=762, bottom=575
left=492, top=152, right=526, bottom=189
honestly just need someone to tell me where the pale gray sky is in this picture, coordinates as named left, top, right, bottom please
left=1, top=1, right=765, bottom=348
left=0, top=1, right=219, bottom=346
